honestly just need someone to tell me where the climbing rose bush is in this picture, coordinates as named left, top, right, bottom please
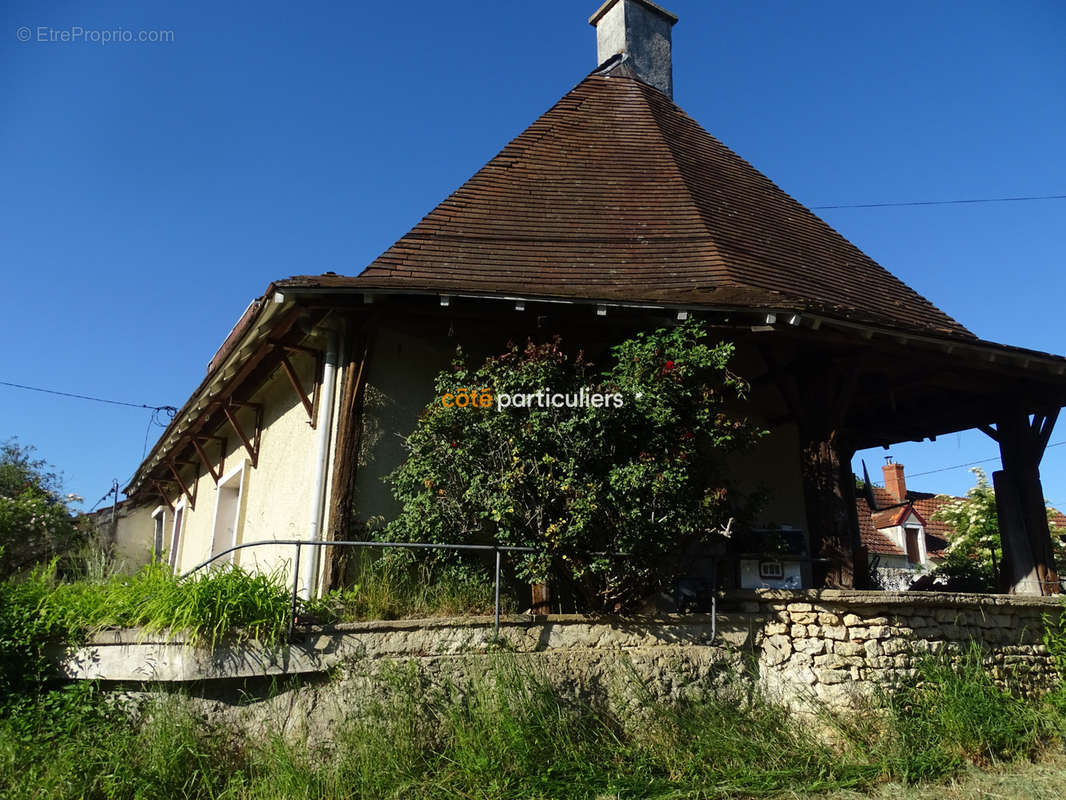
left=384, top=321, right=766, bottom=612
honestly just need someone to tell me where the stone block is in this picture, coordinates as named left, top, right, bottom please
left=816, top=668, right=848, bottom=685
left=794, top=638, right=825, bottom=656
left=833, top=641, right=865, bottom=657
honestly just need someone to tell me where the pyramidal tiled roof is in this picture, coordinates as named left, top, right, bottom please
left=347, top=69, right=974, bottom=339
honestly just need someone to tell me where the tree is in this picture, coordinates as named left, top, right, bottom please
left=931, top=467, right=1066, bottom=591
left=384, top=322, right=766, bottom=612
left=0, top=439, right=84, bottom=577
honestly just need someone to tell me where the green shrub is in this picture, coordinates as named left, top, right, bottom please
left=385, top=322, right=767, bottom=613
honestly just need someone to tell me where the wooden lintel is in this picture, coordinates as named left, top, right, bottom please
left=278, top=349, right=317, bottom=427
left=167, top=460, right=195, bottom=510
left=223, top=404, right=261, bottom=468
left=191, top=437, right=221, bottom=484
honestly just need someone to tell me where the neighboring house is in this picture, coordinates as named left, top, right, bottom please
left=118, top=1, right=1066, bottom=597
left=83, top=499, right=158, bottom=569
left=857, top=461, right=1066, bottom=590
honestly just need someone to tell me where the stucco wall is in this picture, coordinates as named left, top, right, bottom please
left=111, top=501, right=156, bottom=568
left=155, top=351, right=323, bottom=581
left=353, top=324, right=461, bottom=527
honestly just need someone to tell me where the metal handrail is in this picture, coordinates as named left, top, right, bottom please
left=179, top=538, right=714, bottom=643
left=181, top=538, right=539, bottom=639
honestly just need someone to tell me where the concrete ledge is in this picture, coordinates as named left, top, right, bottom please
left=61, top=613, right=756, bottom=683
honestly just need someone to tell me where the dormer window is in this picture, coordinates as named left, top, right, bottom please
left=904, top=525, right=922, bottom=565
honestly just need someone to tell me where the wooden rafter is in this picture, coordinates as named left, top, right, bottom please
left=276, top=345, right=322, bottom=427
left=151, top=480, right=173, bottom=512
left=223, top=402, right=262, bottom=468
left=167, top=460, right=196, bottom=510
left=191, top=436, right=223, bottom=485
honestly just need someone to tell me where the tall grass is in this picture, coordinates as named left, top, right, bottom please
left=38, top=561, right=293, bottom=648
left=868, top=642, right=1058, bottom=783
left=4, top=645, right=1063, bottom=800
left=303, top=553, right=510, bottom=623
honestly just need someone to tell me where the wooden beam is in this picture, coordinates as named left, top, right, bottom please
left=223, top=403, right=262, bottom=468
left=978, top=424, right=999, bottom=442
left=277, top=347, right=319, bottom=427
left=324, top=327, right=374, bottom=592
left=167, top=460, right=196, bottom=510
left=993, top=406, right=1060, bottom=595
left=196, top=435, right=227, bottom=479
left=191, top=437, right=221, bottom=484
left=1035, top=408, right=1059, bottom=457
left=151, top=480, right=173, bottom=513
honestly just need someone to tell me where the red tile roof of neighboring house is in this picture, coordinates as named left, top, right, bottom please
left=858, top=485, right=1066, bottom=562
left=321, top=69, right=974, bottom=340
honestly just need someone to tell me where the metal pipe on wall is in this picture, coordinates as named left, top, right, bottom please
left=300, top=328, right=339, bottom=599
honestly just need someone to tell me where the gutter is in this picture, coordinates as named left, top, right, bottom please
left=301, top=327, right=339, bottom=599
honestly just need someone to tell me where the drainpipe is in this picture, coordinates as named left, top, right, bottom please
left=301, top=328, right=339, bottom=599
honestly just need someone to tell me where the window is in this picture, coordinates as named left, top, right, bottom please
left=759, top=561, right=784, bottom=579
left=151, top=507, right=166, bottom=560
left=904, top=526, right=921, bottom=565
left=169, top=499, right=185, bottom=570
left=211, top=462, right=246, bottom=563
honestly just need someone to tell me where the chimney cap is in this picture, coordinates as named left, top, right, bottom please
left=589, top=0, right=678, bottom=27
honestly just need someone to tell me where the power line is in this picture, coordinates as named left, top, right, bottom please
left=0, top=379, right=175, bottom=412
left=812, top=193, right=1066, bottom=210
left=906, top=440, right=1065, bottom=479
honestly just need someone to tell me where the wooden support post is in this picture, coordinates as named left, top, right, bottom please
left=531, top=582, right=552, bottom=615
left=763, top=349, right=863, bottom=588
left=323, top=329, right=373, bottom=592
left=986, top=407, right=1061, bottom=595
left=799, top=434, right=857, bottom=588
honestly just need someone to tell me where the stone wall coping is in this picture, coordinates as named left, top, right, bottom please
left=737, top=588, right=1064, bottom=610
left=85, top=612, right=731, bottom=646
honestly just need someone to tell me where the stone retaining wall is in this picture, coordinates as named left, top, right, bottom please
left=61, top=589, right=1064, bottom=735
left=730, top=590, right=1062, bottom=710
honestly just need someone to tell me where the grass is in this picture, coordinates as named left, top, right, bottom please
left=1, top=643, right=1065, bottom=800
left=301, top=553, right=513, bottom=624
left=25, top=560, right=292, bottom=648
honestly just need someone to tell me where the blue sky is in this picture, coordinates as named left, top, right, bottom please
left=2, top=0, right=1064, bottom=511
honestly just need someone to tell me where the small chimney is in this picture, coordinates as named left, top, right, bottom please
left=589, top=0, right=678, bottom=98
left=883, top=462, right=907, bottom=503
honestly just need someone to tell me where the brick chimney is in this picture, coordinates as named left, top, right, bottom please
left=589, top=0, right=678, bottom=98
left=882, top=461, right=907, bottom=503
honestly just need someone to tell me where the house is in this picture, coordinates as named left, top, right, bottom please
left=119, top=1, right=1066, bottom=598
left=857, top=460, right=1066, bottom=590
